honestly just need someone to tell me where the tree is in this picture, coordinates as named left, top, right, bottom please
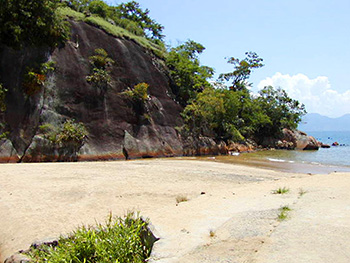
left=254, top=86, right=306, bottom=141
left=115, top=1, right=164, bottom=40
left=0, top=0, right=70, bottom=49
left=65, top=0, right=93, bottom=12
left=88, top=0, right=111, bottom=18
left=219, top=52, right=264, bottom=91
left=182, top=87, right=248, bottom=141
left=166, top=40, right=214, bottom=105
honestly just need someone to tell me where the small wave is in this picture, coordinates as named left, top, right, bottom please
left=267, top=158, right=286, bottom=163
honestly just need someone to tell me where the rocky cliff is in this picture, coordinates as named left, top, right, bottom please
left=0, top=21, right=184, bottom=162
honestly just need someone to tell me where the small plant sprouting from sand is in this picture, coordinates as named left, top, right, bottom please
left=209, top=229, right=216, bottom=238
left=272, top=187, right=290, bottom=195
left=277, top=205, right=291, bottom=221
left=176, top=195, right=188, bottom=204
left=298, top=188, right=307, bottom=197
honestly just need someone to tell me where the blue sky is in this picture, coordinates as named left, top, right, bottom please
left=107, top=0, right=350, bottom=117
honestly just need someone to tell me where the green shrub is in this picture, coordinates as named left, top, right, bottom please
left=123, top=82, right=149, bottom=103
left=88, top=48, right=114, bottom=69
left=26, top=212, right=152, bottom=263
left=23, top=70, right=46, bottom=95
left=86, top=49, right=114, bottom=94
left=56, top=119, right=88, bottom=151
left=39, top=123, right=59, bottom=143
left=23, top=61, right=56, bottom=95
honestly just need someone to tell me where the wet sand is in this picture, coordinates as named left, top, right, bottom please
left=0, top=159, right=350, bottom=262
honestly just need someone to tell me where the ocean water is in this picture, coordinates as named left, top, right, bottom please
left=204, top=131, right=350, bottom=174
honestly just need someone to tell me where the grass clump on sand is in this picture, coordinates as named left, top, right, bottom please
left=56, top=7, right=166, bottom=58
left=176, top=195, right=188, bottom=204
left=272, top=186, right=290, bottom=195
left=26, top=212, right=153, bottom=263
left=298, top=188, right=307, bottom=197
left=277, top=205, right=291, bottom=221
left=209, top=229, right=216, bottom=238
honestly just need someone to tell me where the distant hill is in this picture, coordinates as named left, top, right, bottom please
left=298, top=113, right=350, bottom=131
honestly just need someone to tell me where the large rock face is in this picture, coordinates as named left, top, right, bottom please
left=0, top=21, right=184, bottom=162
left=261, top=129, right=319, bottom=151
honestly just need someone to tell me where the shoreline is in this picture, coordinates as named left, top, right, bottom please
left=1, top=159, right=350, bottom=262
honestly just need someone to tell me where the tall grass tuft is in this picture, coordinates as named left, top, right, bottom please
left=272, top=187, right=290, bottom=194
left=26, top=212, right=153, bottom=263
left=56, top=7, right=166, bottom=58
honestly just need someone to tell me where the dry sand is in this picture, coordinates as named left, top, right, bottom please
left=0, top=159, right=349, bottom=262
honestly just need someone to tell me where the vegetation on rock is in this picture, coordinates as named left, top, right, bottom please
left=65, top=0, right=164, bottom=41
left=123, top=82, right=149, bottom=103
left=23, top=61, right=56, bottom=96
left=39, top=119, right=88, bottom=158
left=0, top=83, right=7, bottom=112
left=56, top=119, right=88, bottom=154
left=86, top=48, right=114, bottom=94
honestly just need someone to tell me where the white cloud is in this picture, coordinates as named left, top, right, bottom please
left=257, top=72, right=350, bottom=118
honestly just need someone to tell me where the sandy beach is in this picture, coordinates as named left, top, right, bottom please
left=1, top=159, right=350, bottom=262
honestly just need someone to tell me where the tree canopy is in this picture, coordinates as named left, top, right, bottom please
left=0, top=0, right=70, bottom=49
left=166, top=40, right=214, bottom=105
left=181, top=51, right=306, bottom=143
left=219, top=52, right=264, bottom=91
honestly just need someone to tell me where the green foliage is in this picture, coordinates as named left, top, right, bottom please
left=114, top=1, right=164, bottom=40
left=0, top=83, right=7, bottom=112
left=57, top=7, right=166, bottom=57
left=219, top=52, right=264, bottom=91
left=86, top=68, right=111, bottom=92
left=180, top=50, right=305, bottom=145
left=272, top=187, right=290, bottom=194
left=65, top=0, right=93, bottom=12
left=278, top=205, right=291, bottom=221
left=123, top=82, right=149, bottom=103
left=86, top=49, right=114, bottom=93
left=88, top=0, right=111, bottom=18
left=254, top=86, right=306, bottom=141
left=182, top=87, right=252, bottom=141
left=63, top=0, right=164, bottom=41
left=39, top=123, right=59, bottom=143
left=0, top=0, right=70, bottom=49
left=26, top=212, right=152, bottom=263
left=56, top=119, right=88, bottom=151
left=23, top=61, right=56, bottom=96
left=88, top=48, right=114, bottom=69
left=166, top=40, right=214, bottom=105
